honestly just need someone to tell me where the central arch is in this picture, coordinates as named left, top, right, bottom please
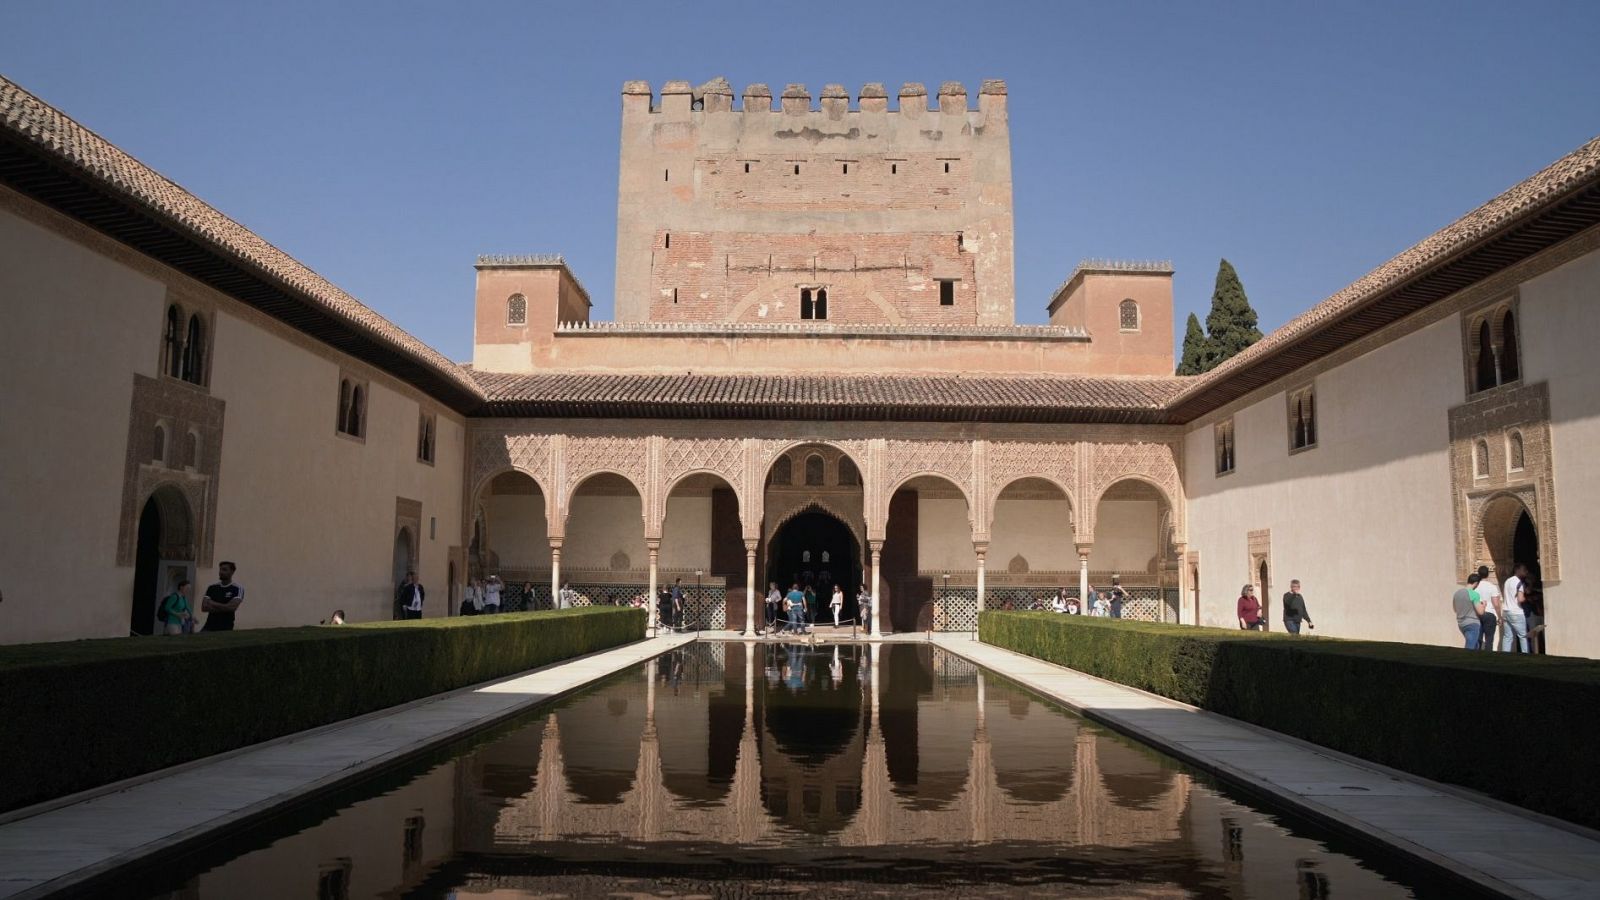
left=766, top=507, right=862, bottom=623
left=130, top=484, right=195, bottom=636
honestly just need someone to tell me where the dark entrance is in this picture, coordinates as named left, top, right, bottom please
left=130, top=486, right=194, bottom=636
left=766, top=510, right=860, bottom=623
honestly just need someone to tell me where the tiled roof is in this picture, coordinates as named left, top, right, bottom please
left=1169, top=132, right=1600, bottom=418
left=473, top=372, right=1186, bottom=424
left=0, top=74, right=485, bottom=410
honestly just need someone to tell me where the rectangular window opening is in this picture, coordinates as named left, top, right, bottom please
left=663, top=169, right=669, bottom=181
left=938, top=279, right=955, bottom=305
left=943, top=161, right=951, bottom=174
left=664, top=233, right=670, bottom=249
left=842, top=162, right=849, bottom=174
left=744, top=162, right=750, bottom=174
left=672, top=288, right=679, bottom=304
left=793, top=163, right=800, bottom=175
left=891, top=163, right=898, bottom=175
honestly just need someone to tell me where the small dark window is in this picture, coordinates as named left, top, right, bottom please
left=181, top=315, right=204, bottom=385
left=1475, top=319, right=1497, bottom=392
left=1291, top=388, right=1317, bottom=451
left=164, top=305, right=183, bottom=377
left=842, top=162, right=849, bottom=174
left=804, top=454, right=824, bottom=486
left=418, top=414, right=435, bottom=463
left=664, top=169, right=669, bottom=181
left=1215, top=421, right=1236, bottom=475
left=152, top=425, right=166, bottom=465
left=938, top=280, right=955, bottom=305
left=340, top=382, right=365, bottom=438
left=770, top=455, right=792, bottom=485
left=793, top=163, right=800, bottom=175
left=1509, top=432, right=1525, bottom=470
left=1119, top=299, right=1140, bottom=331
left=838, top=456, right=861, bottom=485
left=338, top=380, right=351, bottom=432
left=891, top=163, right=898, bottom=175
left=403, top=816, right=425, bottom=868
left=507, top=294, right=527, bottom=326
left=1501, top=310, right=1520, bottom=383
left=1475, top=440, right=1489, bottom=477
left=664, top=233, right=670, bottom=249
left=672, top=288, right=679, bottom=304
left=943, top=161, right=950, bottom=173
left=800, top=288, right=814, bottom=320
left=744, top=162, right=750, bottom=174
left=814, top=288, right=828, bottom=320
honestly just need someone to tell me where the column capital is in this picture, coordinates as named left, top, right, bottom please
left=972, top=539, right=990, bottom=558
left=1075, top=542, right=1094, bottom=558
left=869, top=539, right=885, bottom=554
left=744, top=539, right=759, bottom=554
left=646, top=539, right=662, bottom=553
left=548, top=537, right=564, bottom=550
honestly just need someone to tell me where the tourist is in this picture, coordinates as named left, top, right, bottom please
left=1281, top=580, right=1314, bottom=634
left=559, top=581, right=575, bottom=610
left=1525, top=582, right=1546, bottom=654
left=830, top=585, right=844, bottom=626
left=803, top=584, right=817, bottom=624
left=766, top=582, right=782, bottom=631
left=1086, top=585, right=1102, bottom=617
left=1501, top=563, right=1530, bottom=653
left=1065, top=595, right=1081, bottom=615
left=461, top=579, right=479, bottom=616
left=787, top=583, right=807, bottom=633
left=482, top=575, right=503, bottom=614
left=396, top=570, right=424, bottom=620
left=322, top=609, right=345, bottom=625
left=1107, top=576, right=1127, bottom=619
left=856, top=587, right=871, bottom=631
left=159, top=579, right=193, bottom=635
left=201, top=561, right=244, bottom=632
left=1236, top=583, right=1264, bottom=631
left=657, top=587, right=673, bottom=631
left=520, top=580, right=535, bottom=612
left=1476, top=565, right=1501, bottom=651
left=1454, top=574, right=1485, bottom=649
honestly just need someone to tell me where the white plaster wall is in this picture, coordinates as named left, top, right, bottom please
left=0, top=198, right=467, bottom=641
left=1088, top=500, right=1159, bottom=574
left=1519, top=244, right=1600, bottom=656
left=659, top=493, right=712, bottom=570
left=0, top=205, right=160, bottom=642
left=989, top=495, right=1076, bottom=573
left=1183, top=315, right=1462, bottom=644
left=917, top=497, right=976, bottom=571
left=563, top=494, right=646, bottom=570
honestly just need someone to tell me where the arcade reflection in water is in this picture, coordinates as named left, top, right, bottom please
left=140, top=644, right=1456, bottom=898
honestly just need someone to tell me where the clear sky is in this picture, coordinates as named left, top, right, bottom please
left=5, top=1, right=1598, bottom=364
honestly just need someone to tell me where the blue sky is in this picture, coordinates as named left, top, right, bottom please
left=5, top=1, right=1598, bottom=363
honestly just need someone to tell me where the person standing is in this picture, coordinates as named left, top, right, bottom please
left=1501, top=563, right=1530, bottom=653
left=200, top=561, right=244, bottom=632
left=1236, top=584, right=1265, bottom=631
left=786, top=583, right=807, bottom=633
left=1454, top=574, right=1485, bottom=649
left=461, top=579, right=480, bottom=616
left=160, top=579, right=194, bottom=635
left=670, top=578, right=685, bottom=628
left=1476, top=565, right=1501, bottom=651
left=1107, top=576, right=1127, bottom=619
left=856, top=587, right=872, bottom=633
left=766, top=582, right=782, bottom=632
left=1281, top=580, right=1314, bottom=634
left=482, top=575, right=503, bottom=614
left=830, top=585, right=844, bottom=627
left=396, top=571, right=424, bottom=620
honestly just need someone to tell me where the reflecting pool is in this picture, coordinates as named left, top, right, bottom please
left=131, top=643, right=1480, bottom=898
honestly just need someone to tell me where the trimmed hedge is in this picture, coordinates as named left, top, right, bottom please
left=980, top=611, right=1600, bottom=830
left=0, top=606, right=645, bottom=813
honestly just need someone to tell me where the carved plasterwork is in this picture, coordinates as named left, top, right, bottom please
left=1448, top=380, right=1558, bottom=582
left=117, top=374, right=225, bottom=567
left=565, top=435, right=649, bottom=497
left=1082, top=441, right=1183, bottom=543
left=878, top=439, right=975, bottom=530
left=985, top=440, right=1078, bottom=532
left=658, top=437, right=746, bottom=524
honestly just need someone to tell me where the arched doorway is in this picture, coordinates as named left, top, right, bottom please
left=1090, top=478, right=1179, bottom=622
left=1481, top=495, right=1539, bottom=586
left=392, top=527, right=414, bottom=619
left=1256, top=559, right=1271, bottom=631
left=767, top=509, right=860, bottom=623
left=130, top=485, right=194, bottom=636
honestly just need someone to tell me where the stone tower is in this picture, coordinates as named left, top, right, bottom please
left=614, top=78, right=1016, bottom=325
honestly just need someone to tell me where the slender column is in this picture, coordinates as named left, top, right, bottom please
left=869, top=540, right=884, bottom=638
left=744, top=540, right=758, bottom=636
left=549, top=540, right=563, bottom=607
left=1076, top=542, right=1092, bottom=604
left=974, top=542, right=988, bottom=632
left=1173, top=542, right=1188, bottom=625
left=647, top=539, right=661, bottom=634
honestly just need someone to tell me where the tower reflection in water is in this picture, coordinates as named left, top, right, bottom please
left=141, top=644, right=1446, bottom=898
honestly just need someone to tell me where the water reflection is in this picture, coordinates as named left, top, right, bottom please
left=138, top=644, right=1465, bottom=898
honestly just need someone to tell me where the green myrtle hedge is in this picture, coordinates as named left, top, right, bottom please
left=0, top=606, right=645, bottom=813
left=979, top=611, right=1600, bottom=830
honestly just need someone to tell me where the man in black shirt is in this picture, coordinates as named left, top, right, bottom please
left=201, top=561, right=244, bottom=632
left=1282, top=579, right=1314, bottom=635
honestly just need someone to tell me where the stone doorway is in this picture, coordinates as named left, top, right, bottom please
left=766, top=509, right=860, bottom=624
left=1482, top=494, right=1539, bottom=586
left=130, top=485, right=194, bottom=636
left=392, top=527, right=414, bottom=619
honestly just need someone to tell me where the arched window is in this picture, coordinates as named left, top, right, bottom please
left=184, top=431, right=199, bottom=469
left=164, top=305, right=183, bottom=377
left=507, top=293, right=527, bottom=326
left=1305, top=391, right=1316, bottom=446
left=1474, top=440, right=1489, bottom=478
left=837, top=456, right=861, bottom=486
left=800, top=288, right=814, bottom=320
left=770, top=455, right=792, bottom=485
left=1289, top=386, right=1317, bottom=451
left=417, top=413, right=435, bottom=463
left=347, top=386, right=364, bottom=437
left=1119, top=299, right=1140, bottom=331
left=338, top=379, right=352, bottom=434
left=181, top=315, right=204, bottom=385
left=1474, top=319, right=1497, bottom=392
left=804, top=454, right=824, bottom=486
left=814, top=288, right=828, bottom=320
left=152, top=424, right=166, bottom=465
left=1508, top=432, right=1525, bottom=471
left=1500, top=310, right=1520, bottom=383
left=1215, top=420, right=1235, bottom=475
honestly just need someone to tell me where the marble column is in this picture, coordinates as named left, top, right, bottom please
left=869, top=540, right=884, bottom=638
left=549, top=540, right=563, bottom=607
left=744, top=540, right=758, bottom=636
left=1076, top=542, right=1092, bottom=604
left=973, top=542, right=988, bottom=631
left=647, top=540, right=661, bottom=633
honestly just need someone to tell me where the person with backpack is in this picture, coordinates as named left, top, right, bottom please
left=159, top=579, right=194, bottom=635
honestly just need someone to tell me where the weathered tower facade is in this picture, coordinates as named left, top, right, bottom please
left=614, top=78, right=1016, bottom=325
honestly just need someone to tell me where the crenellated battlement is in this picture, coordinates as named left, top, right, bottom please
left=621, top=77, right=1006, bottom=114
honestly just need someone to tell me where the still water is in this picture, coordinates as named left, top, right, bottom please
left=131, top=643, right=1477, bottom=898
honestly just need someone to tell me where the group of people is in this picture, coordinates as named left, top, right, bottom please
left=1235, top=579, right=1315, bottom=633
left=762, top=581, right=867, bottom=634
left=1452, top=563, right=1546, bottom=652
left=156, top=560, right=244, bottom=634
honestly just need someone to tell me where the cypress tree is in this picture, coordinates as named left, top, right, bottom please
left=1199, top=258, right=1262, bottom=371
left=1177, top=312, right=1208, bottom=375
